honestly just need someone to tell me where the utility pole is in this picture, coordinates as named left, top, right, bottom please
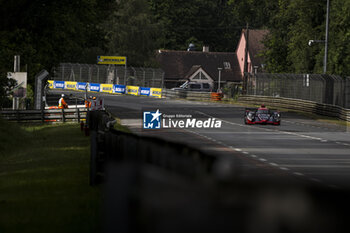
left=217, top=68, right=222, bottom=92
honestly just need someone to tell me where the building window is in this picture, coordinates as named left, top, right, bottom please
left=192, top=73, right=200, bottom=79
left=223, top=62, right=231, bottom=69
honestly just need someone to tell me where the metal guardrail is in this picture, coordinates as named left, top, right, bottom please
left=246, top=73, right=350, bottom=109
left=88, top=110, right=219, bottom=185
left=238, top=95, right=350, bottom=122
left=0, top=108, right=87, bottom=122
left=162, top=89, right=212, bottom=101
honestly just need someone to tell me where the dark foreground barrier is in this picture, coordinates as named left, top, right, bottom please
left=89, top=110, right=350, bottom=233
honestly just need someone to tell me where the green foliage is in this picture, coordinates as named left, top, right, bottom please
left=327, top=0, right=350, bottom=75
left=0, top=71, right=17, bottom=109
left=104, top=0, right=161, bottom=66
left=263, top=0, right=350, bottom=75
left=149, top=0, right=242, bottom=52
left=0, top=0, right=349, bottom=77
left=0, top=0, right=109, bottom=85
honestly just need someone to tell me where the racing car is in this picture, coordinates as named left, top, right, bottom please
left=244, top=104, right=281, bottom=125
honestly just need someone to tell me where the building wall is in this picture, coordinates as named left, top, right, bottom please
left=236, top=33, right=252, bottom=77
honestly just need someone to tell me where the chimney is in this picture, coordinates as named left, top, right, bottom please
left=203, top=46, right=209, bottom=52
left=14, top=55, right=20, bottom=72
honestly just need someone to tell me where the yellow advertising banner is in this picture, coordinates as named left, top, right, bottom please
left=97, top=56, right=127, bottom=65
left=126, top=86, right=139, bottom=96
left=100, top=84, right=113, bottom=93
left=150, top=88, right=162, bottom=98
left=48, top=80, right=54, bottom=89
left=65, top=81, right=77, bottom=90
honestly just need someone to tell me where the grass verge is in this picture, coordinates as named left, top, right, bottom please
left=0, top=119, right=100, bottom=233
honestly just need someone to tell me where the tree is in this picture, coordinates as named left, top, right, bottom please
left=102, top=0, right=160, bottom=67
left=327, top=0, right=350, bottom=75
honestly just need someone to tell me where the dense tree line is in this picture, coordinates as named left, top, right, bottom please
left=0, top=0, right=349, bottom=105
left=264, top=0, right=350, bottom=75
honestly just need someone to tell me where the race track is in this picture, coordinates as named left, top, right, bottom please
left=50, top=90, right=350, bottom=189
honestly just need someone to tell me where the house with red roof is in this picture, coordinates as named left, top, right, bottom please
left=156, top=29, right=269, bottom=89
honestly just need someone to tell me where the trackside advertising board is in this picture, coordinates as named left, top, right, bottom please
left=113, top=84, right=126, bottom=94
left=101, top=84, right=113, bottom=93
left=48, top=80, right=54, bottom=89
left=77, top=82, right=87, bottom=91
left=140, top=87, right=150, bottom=96
left=126, top=86, right=139, bottom=96
left=150, top=88, right=162, bottom=98
left=89, top=83, right=101, bottom=92
left=65, top=81, right=77, bottom=90
left=53, top=81, right=65, bottom=89
left=97, top=56, right=126, bottom=65
left=47, top=80, right=161, bottom=98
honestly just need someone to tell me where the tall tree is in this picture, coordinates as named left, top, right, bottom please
left=103, top=0, right=160, bottom=66
left=327, top=0, right=350, bottom=75
left=149, top=0, right=240, bottom=52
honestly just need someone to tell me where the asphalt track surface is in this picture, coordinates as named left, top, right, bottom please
left=50, top=90, right=350, bottom=189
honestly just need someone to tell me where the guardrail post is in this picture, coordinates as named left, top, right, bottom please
left=41, top=107, right=44, bottom=123
left=76, top=108, right=80, bottom=122
left=62, top=108, right=66, bottom=122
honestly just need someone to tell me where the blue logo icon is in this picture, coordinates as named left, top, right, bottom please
left=143, top=109, right=162, bottom=129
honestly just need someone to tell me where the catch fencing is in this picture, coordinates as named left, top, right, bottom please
left=246, top=73, right=350, bottom=108
left=53, top=63, right=165, bottom=88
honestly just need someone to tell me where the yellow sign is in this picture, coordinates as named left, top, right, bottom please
left=100, top=84, right=113, bottom=93
left=126, top=86, right=139, bottom=96
left=97, top=56, right=127, bottom=65
left=65, top=81, right=77, bottom=90
left=150, top=88, right=162, bottom=98
left=48, top=80, right=54, bottom=89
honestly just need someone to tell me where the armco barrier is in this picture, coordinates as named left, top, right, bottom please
left=88, top=110, right=219, bottom=185
left=162, top=89, right=211, bottom=101
left=47, top=80, right=162, bottom=98
left=0, top=108, right=86, bottom=122
left=238, top=95, right=350, bottom=122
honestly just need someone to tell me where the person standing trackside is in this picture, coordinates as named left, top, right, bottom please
left=58, top=94, right=68, bottom=109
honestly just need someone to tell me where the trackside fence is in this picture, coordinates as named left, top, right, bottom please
left=246, top=73, right=350, bottom=108
left=88, top=110, right=350, bottom=233
left=53, top=63, right=164, bottom=88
